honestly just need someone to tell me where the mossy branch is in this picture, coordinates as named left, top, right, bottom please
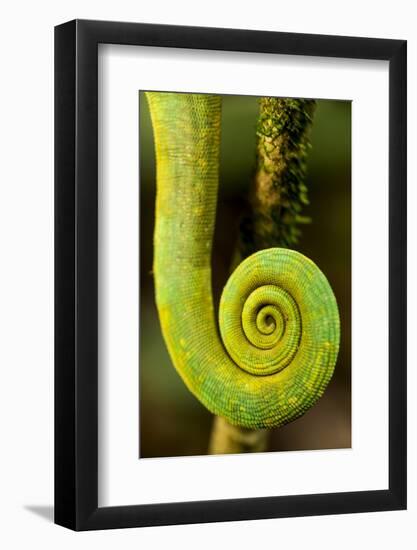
left=239, top=97, right=316, bottom=256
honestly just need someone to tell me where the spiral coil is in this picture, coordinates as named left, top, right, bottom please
left=146, top=90, right=340, bottom=428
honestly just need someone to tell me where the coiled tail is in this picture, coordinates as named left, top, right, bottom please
left=146, top=91, right=340, bottom=429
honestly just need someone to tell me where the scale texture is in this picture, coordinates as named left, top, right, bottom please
left=146, top=91, right=340, bottom=429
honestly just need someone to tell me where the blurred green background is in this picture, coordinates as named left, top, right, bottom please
left=139, top=93, right=351, bottom=458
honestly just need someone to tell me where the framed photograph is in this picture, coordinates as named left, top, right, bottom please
left=55, top=19, right=406, bottom=530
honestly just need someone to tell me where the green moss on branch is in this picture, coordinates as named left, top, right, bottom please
left=238, top=97, right=316, bottom=257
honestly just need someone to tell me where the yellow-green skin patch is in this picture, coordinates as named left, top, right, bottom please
left=146, top=91, right=340, bottom=429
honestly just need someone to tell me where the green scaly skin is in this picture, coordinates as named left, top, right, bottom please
left=146, top=91, right=340, bottom=429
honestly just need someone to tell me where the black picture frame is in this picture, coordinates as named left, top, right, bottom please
left=55, top=19, right=407, bottom=531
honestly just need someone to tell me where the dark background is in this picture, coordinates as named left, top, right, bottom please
left=139, top=93, right=351, bottom=458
